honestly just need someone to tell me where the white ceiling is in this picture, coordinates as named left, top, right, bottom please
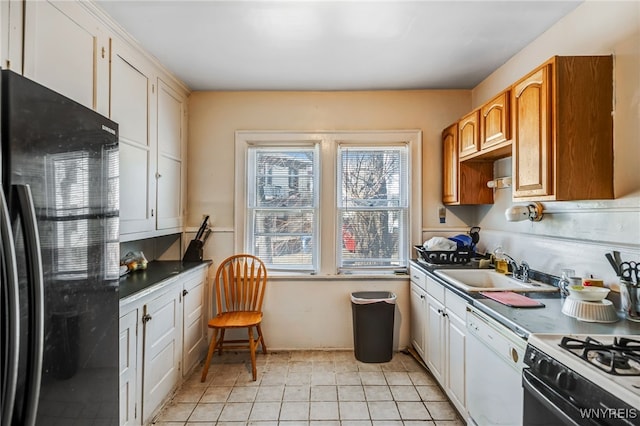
left=95, top=1, right=582, bottom=91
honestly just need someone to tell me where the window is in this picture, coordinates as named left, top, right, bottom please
left=236, top=131, right=421, bottom=275
left=337, top=144, right=408, bottom=272
left=247, top=145, right=319, bottom=272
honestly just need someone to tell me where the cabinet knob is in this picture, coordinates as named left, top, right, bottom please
left=183, top=289, right=189, bottom=297
left=142, top=313, right=152, bottom=323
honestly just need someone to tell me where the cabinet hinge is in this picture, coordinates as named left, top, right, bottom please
left=152, top=84, right=155, bottom=94
left=101, top=46, right=106, bottom=59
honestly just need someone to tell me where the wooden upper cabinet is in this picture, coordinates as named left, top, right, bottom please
left=512, top=65, right=552, bottom=198
left=442, top=122, right=493, bottom=206
left=442, top=123, right=459, bottom=205
left=512, top=56, right=613, bottom=201
left=458, top=110, right=480, bottom=159
left=481, top=90, right=511, bottom=150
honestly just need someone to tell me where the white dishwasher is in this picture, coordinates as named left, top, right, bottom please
left=466, top=306, right=527, bottom=426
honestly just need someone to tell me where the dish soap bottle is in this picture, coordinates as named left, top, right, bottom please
left=493, top=247, right=508, bottom=274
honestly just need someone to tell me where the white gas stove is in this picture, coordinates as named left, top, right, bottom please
left=524, top=333, right=640, bottom=425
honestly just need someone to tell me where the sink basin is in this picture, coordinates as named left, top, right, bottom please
left=434, top=269, right=558, bottom=293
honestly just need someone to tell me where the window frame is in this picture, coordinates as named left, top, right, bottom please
left=336, top=142, right=410, bottom=273
left=235, top=130, right=422, bottom=277
left=246, top=144, right=320, bottom=273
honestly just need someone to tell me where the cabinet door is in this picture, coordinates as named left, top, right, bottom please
left=143, top=288, right=182, bottom=423
left=23, top=1, right=109, bottom=114
left=156, top=78, right=186, bottom=230
left=481, top=90, right=511, bottom=150
left=458, top=110, right=480, bottom=158
left=425, top=294, right=445, bottom=384
left=512, top=65, right=553, bottom=198
left=111, top=39, right=157, bottom=235
left=446, top=310, right=466, bottom=415
left=442, top=123, right=459, bottom=205
left=119, top=309, right=139, bottom=426
left=409, top=283, right=426, bottom=360
left=182, top=269, right=207, bottom=376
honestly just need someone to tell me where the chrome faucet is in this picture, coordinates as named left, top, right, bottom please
left=503, top=254, right=531, bottom=283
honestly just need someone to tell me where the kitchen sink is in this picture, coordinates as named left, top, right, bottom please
left=434, top=269, right=558, bottom=293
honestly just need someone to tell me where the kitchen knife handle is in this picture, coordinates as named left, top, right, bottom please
left=15, top=184, right=44, bottom=426
left=0, top=190, right=20, bottom=426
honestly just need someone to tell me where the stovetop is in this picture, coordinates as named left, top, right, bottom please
left=528, top=333, right=640, bottom=408
left=560, top=335, right=640, bottom=376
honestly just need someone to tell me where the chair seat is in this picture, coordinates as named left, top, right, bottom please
left=208, top=311, right=262, bottom=329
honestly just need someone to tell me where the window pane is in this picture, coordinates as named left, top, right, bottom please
left=252, top=209, right=314, bottom=269
left=339, top=210, right=405, bottom=268
left=253, top=150, right=315, bottom=208
left=337, top=144, right=409, bottom=270
left=338, top=147, right=407, bottom=208
left=248, top=145, right=318, bottom=272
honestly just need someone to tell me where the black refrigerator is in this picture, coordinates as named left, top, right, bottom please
left=1, top=70, right=120, bottom=426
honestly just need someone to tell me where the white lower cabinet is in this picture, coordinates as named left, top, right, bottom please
left=423, top=274, right=469, bottom=418
left=409, top=265, right=427, bottom=359
left=119, top=264, right=209, bottom=425
left=182, top=271, right=207, bottom=376
left=142, top=286, right=182, bottom=421
left=119, top=309, right=139, bottom=426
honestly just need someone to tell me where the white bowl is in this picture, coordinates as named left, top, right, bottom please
left=562, top=297, right=619, bottom=323
left=567, top=285, right=610, bottom=302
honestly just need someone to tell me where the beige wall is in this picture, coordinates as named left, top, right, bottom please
left=187, top=0, right=640, bottom=349
left=188, top=90, right=471, bottom=350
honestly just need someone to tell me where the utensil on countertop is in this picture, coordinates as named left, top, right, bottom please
left=620, top=261, right=640, bottom=284
left=195, top=215, right=209, bottom=240
left=605, top=253, right=620, bottom=276
left=201, top=228, right=212, bottom=244
left=613, top=250, right=622, bottom=269
left=620, top=279, right=640, bottom=321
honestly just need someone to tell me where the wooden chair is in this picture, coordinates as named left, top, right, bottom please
left=201, top=254, right=268, bottom=381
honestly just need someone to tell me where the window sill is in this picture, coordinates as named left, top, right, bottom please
left=268, top=272, right=409, bottom=282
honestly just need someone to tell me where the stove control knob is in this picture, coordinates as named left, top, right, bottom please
left=535, top=358, right=552, bottom=376
left=555, top=371, right=576, bottom=391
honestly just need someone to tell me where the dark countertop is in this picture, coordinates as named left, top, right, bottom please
left=119, top=260, right=212, bottom=300
left=411, top=259, right=640, bottom=337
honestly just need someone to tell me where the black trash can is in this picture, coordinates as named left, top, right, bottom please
left=351, top=291, right=396, bottom=363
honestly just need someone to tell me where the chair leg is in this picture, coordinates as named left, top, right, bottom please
left=201, top=328, right=219, bottom=382
left=257, top=324, right=267, bottom=354
left=248, top=326, right=257, bottom=381
left=217, top=329, right=226, bottom=355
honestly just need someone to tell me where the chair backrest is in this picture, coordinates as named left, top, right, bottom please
left=214, top=254, right=268, bottom=314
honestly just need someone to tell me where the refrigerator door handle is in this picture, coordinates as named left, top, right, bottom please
left=15, top=184, right=44, bottom=426
left=1, top=190, right=20, bottom=426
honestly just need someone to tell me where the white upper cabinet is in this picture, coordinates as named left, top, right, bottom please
left=156, top=78, right=186, bottom=231
left=111, top=38, right=158, bottom=236
left=23, top=0, right=109, bottom=115
left=9, top=0, right=190, bottom=240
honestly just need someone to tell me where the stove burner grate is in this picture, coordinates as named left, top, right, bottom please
left=559, top=336, right=640, bottom=376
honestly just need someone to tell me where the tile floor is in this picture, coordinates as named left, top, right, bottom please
left=153, top=350, right=465, bottom=425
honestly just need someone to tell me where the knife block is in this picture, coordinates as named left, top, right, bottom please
left=182, top=239, right=203, bottom=262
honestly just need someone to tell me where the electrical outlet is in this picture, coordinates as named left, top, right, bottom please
left=439, top=207, right=446, bottom=224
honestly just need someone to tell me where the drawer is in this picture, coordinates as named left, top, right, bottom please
left=409, top=264, right=426, bottom=290
left=445, top=289, right=468, bottom=319
left=426, top=276, right=445, bottom=304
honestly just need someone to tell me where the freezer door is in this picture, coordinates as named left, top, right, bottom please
left=2, top=70, right=120, bottom=425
